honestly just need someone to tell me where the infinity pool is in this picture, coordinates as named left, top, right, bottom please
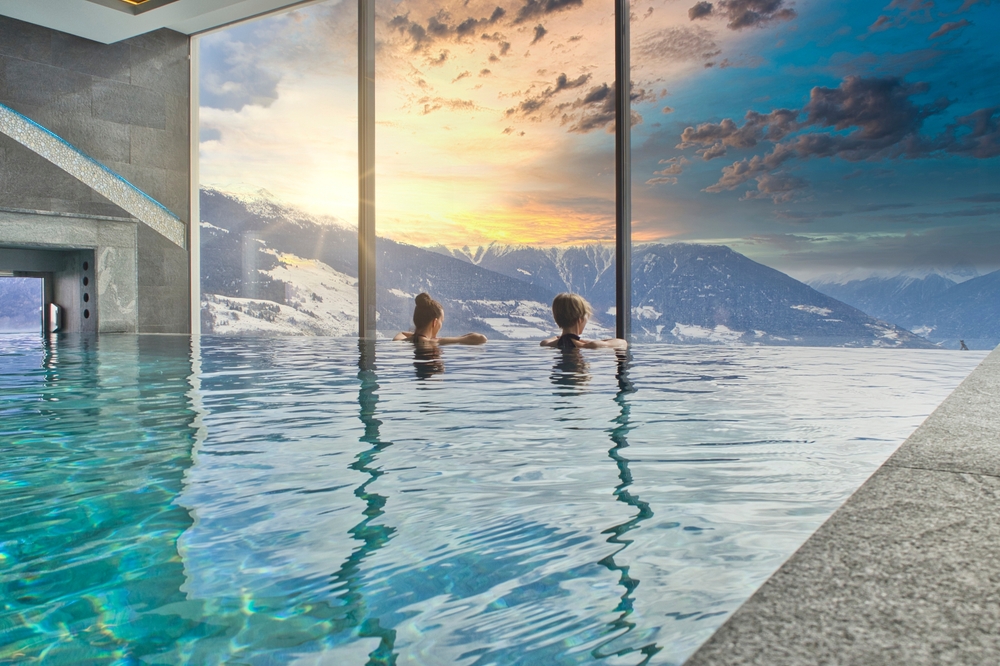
left=0, top=335, right=986, bottom=664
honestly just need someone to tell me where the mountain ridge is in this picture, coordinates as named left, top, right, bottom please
left=198, top=188, right=936, bottom=348
left=811, top=272, right=1000, bottom=349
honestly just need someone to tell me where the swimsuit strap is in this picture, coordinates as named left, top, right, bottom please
left=556, top=333, right=581, bottom=350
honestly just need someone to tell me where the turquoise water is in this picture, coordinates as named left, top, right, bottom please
left=0, top=335, right=986, bottom=665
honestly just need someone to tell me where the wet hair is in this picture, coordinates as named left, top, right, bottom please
left=413, top=292, right=444, bottom=329
left=551, top=293, right=593, bottom=329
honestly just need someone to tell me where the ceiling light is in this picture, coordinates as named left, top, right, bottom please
left=85, top=0, right=181, bottom=15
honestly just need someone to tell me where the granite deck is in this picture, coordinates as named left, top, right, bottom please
left=685, top=345, right=1000, bottom=666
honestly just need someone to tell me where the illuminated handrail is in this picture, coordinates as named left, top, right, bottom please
left=0, top=102, right=186, bottom=249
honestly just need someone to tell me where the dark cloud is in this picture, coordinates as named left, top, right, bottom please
left=564, top=82, right=655, bottom=133
left=681, top=76, right=1000, bottom=198
left=513, top=0, right=583, bottom=25
left=929, top=19, right=971, bottom=39
left=633, top=26, right=720, bottom=66
left=939, top=107, right=1000, bottom=158
left=709, top=0, right=797, bottom=30
left=688, top=2, right=714, bottom=20
left=480, top=68, right=492, bottom=76
left=531, top=24, right=548, bottom=45
left=704, top=144, right=796, bottom=193
left=680, top=76, right=1000, bottom=201
left=427, top=50, right=450, bottom=66
left=802, top=77, right=935, bottom=147
left=678, top=108, right=799, bottom=158
left=701, top=142, right=728, bottom=159
left=554, top=72, right=591, bottom=92
left=679, top=109, right=799, bottom=167
left=504, top=72, right=592, bottom=118
left=388, top=7, right=505, bottom=52
left=646, top=156, right=690, bottom=185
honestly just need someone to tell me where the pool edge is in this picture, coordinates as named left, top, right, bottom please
left=684, top=344, right=1000, bottom=666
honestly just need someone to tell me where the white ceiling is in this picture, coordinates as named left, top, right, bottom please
left=0, top=0, right=316, bottom=44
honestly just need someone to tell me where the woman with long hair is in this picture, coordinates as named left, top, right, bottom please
left=393, top=293, right=487, bottom=345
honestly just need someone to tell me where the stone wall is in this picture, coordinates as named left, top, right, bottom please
left=0, top=15, right=190, bottom=333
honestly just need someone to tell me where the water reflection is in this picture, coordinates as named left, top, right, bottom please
left=595, top=351, right=661, bottom=662
left=0, top=334, right=198, bottom=663
left=3, top=338, right=983, bottom=664
left=550, top=348, right=591, bottom=393
left=412, top=341, right=445, bottom=379
left=334, top=339, right=399, bottom=663
left=174, top=338, right=386, bottom=662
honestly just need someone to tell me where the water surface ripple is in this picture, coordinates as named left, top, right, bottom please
left=0, top=335, right=986, bottom=664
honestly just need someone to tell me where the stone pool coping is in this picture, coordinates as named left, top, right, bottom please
left=685, top=345, right=1000, bottom=666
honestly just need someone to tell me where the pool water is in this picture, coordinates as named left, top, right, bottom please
left=0, top=335, right=986, bottom=665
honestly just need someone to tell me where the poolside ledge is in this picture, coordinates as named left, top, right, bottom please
left=686, top=344, right=1000, bottom=666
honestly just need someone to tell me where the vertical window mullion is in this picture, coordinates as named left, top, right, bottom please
left=615, top=0, right=632, bottom=342
left=358, top=0, right=377, bottom=339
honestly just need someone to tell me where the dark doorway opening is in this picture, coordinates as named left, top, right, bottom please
left=0, top=276, right=43, bottom=333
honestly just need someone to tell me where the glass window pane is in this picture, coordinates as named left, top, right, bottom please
left=630, top=1, right=1000, bottom=349
left=0, top=277, right=42, bottom=333
left=374, top=0, right=617, bottom=342
left=198, top=2, right=359, bottom=336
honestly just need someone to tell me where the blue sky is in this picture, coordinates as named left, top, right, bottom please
left=630, top=0, right=1000, bottom=278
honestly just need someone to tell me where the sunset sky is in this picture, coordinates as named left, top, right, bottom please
left=199, top=0, right=1000, bottom=279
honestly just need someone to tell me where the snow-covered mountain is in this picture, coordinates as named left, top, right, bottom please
left=630, top=244, right=917, bottom=346
left=0, top=278, right=42, bottom=333
left=200, top=189, right=560, bottom=339
left=808, top=275, right=957, bottom=332
left=199, top=188, right=933, bottom=347
left=452, top=242, right=932, bottom=347
left=912, top=269, right=1000, bottom=349
left=811, top=271, right=1000, bottom=349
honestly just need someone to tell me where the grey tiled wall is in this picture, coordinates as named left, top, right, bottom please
left=0, top=16, right=191, bottom=333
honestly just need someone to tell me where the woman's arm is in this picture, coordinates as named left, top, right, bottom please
left=438, top=333, right=488, bottom=345
left=540, top=335, right=559, bottom=347
left=393, top=331, right=414, bottom=341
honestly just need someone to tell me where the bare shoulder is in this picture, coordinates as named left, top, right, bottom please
left=582, top=338, right=628, bottom=350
